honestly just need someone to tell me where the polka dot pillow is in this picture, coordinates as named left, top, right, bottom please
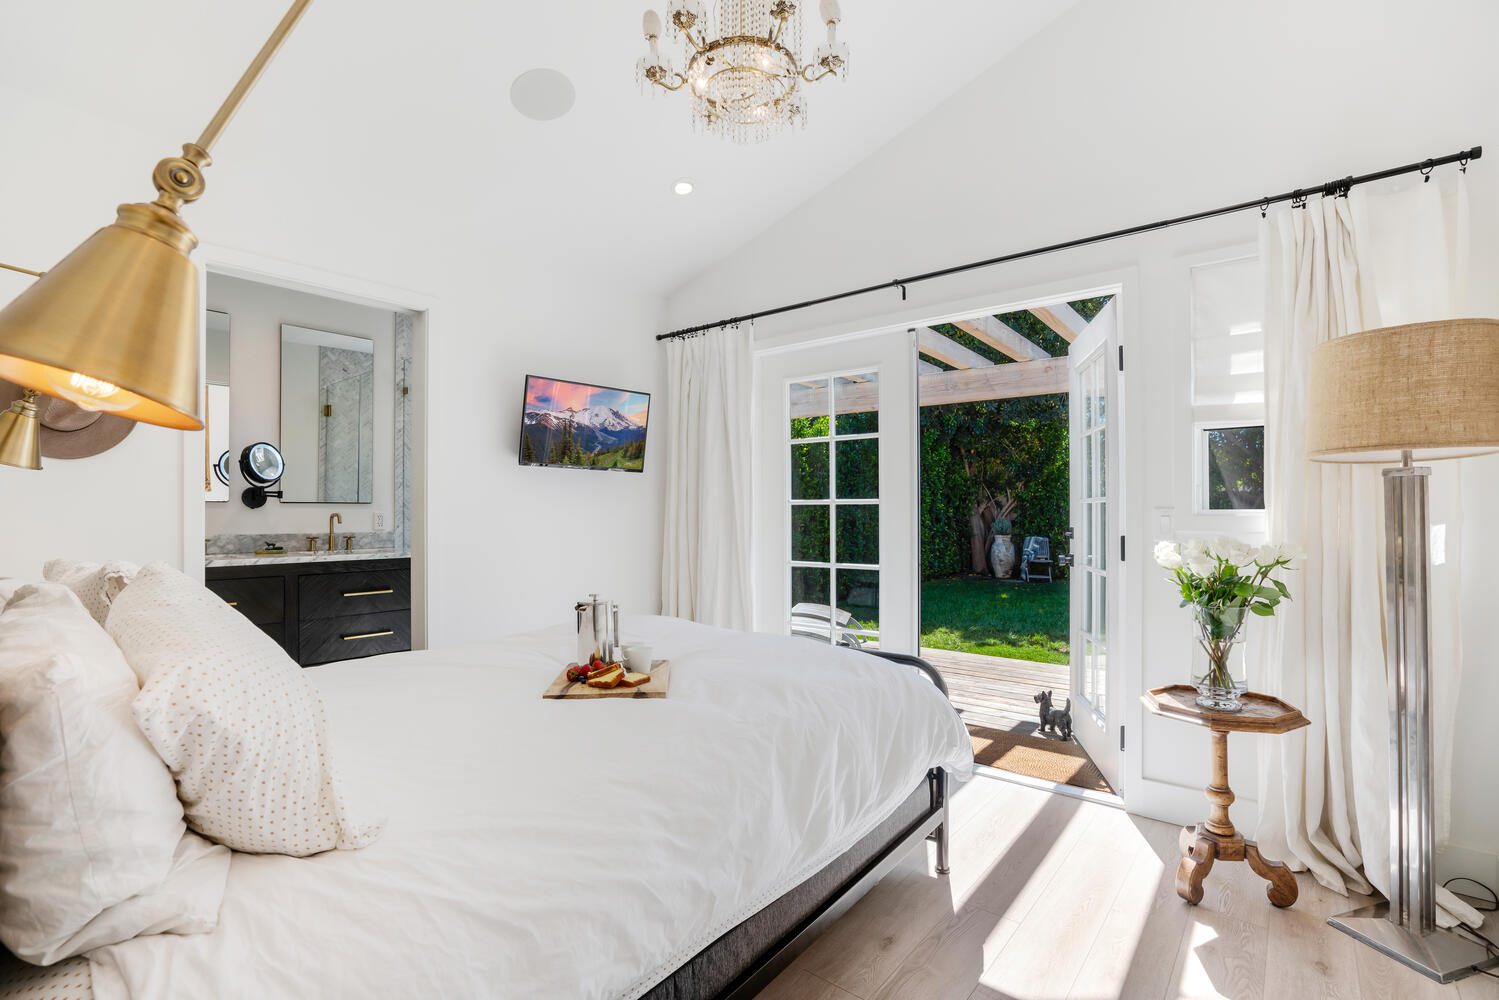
left=107, top=563, right=382, bottom=857
left=42, top=559, right=138, bottom=625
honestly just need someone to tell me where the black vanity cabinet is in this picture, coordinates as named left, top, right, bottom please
left=206, top=557, right=412, bottom=666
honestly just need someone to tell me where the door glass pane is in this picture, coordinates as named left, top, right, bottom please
left=791, top=442, right=829, bottom=499
left=1084, top=568, right=1095, bottom=635
left=792, top=505, right=830, bottom=563
left=835, top=372, right=879, bottom=435
left=835, top=569, right=880, bottom=640
left=790, top=567, right=832, bottom=641
left=835, top=438, right=878, bottom=499
left=1098, top=426, right=1108, bottom=495
left=1099, top=580, right=1108, bottom=645
left=1095, top=643, right=1108, bottom=712
left=790, top=380, right=830, bottom=439
left=836, top=504, right=879, bottom=565
left=1098, top=501, right=1107, bottom=572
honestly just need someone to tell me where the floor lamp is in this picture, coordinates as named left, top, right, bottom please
left=1308, top=318, right=1499, bottom=983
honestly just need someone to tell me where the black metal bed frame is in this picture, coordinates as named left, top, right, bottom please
left=660, top=649, right=955, bottom=1000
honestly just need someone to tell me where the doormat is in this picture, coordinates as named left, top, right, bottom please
left=968, top=725, right=1112, bottom=793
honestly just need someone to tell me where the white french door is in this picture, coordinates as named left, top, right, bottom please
left=753, top=329, right=919, bottom=653
left=1068, top=299, right=1121, bottom=790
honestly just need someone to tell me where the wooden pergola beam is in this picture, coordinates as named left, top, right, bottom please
left=918, top=327, right=995, bottom=370
left=789, top=357, right=1068, bottom=416
left=1029, top=303, right=1089, bottom=342
left=920, top=357, right=1069, bottom=407
left=953, top=316, right=1051, bottom=362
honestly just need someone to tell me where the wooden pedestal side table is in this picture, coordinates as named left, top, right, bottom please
left=1141, top=685, right=1310, bottom=909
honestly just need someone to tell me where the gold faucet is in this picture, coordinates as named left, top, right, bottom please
left=328, top=512, right=342, bottom=551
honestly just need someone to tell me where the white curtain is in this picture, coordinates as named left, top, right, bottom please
left=660, top=325, right=754, bottom=630
left=1255, top=174, right=1477, bottom=925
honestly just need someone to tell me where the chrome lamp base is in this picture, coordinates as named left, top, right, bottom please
left=1329, top=904, right=1496, bottom=983
left=1326, top=460, right=1495, bottom=983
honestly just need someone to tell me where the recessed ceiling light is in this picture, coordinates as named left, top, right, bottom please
left=674, top=179, right=695, bottom=196
left=510, top=68, right=576, bottom=122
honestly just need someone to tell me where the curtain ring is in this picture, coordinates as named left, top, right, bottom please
left=1290, top=190, right=1307, bottom=211
left=895, top=282, right=908, bottom=301
left=1459, top=154, right=1470, bottom=174
left=1420, top=159, right=1434, bottom=183
left=1259, top=198, right=1270, bottom=219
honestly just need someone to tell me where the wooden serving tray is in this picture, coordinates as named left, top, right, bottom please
left=542, top=660, right=670, bottom=700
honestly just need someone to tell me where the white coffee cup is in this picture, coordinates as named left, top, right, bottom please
left=623, top=644, right=654, bottom=674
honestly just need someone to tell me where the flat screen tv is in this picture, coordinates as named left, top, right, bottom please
left=519, top=375, right=651, bottom=473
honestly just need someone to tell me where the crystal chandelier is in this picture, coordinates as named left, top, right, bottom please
left=637, top=0, right=849, bottom=142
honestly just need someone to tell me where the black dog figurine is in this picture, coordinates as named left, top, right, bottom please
left=1034, top=689, right=1073, bottom=741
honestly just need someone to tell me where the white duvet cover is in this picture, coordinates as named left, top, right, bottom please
left=88, top=616, right=971, bottom=999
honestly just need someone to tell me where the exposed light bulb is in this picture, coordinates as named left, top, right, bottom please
left=57, top=371, right=123, bottom=411
left=674, top=179, right=695, bottom=196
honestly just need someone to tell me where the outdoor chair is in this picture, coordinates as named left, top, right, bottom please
left=1020, top=536, right=1055, bottom=583
left=790, top=603, right=871, bottom=648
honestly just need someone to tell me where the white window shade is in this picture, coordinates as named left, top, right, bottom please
left=1191, top=256, right=1265, bottom=408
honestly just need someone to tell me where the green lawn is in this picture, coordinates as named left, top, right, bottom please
left=920, top=577, right=1070, bottom=664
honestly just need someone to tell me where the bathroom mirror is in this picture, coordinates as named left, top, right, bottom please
left=204, top=309, right=231, bottom=502
left=279, top=324, right=375, bottom=503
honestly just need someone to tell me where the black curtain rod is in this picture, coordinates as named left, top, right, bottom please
left=657, top=144, right=1482, bottom=342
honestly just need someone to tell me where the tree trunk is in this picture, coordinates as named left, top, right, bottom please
left=969, top=509, right=990, bottom=574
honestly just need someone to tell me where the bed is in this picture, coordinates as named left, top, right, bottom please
left=5, top=614, right=970, bottom=999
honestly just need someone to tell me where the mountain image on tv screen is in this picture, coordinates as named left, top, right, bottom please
left=520, top=376, right=651, bottom=472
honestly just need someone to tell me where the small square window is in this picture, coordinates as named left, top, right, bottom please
left=1201, top=424, right=1265, bottom=511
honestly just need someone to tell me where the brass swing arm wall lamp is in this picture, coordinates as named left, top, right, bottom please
left=0, top=0, right=314, bottom=436
left=0, top=262, right=46, bottom=470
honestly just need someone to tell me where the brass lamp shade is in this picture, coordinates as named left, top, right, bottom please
left=0, top=203, right=202, bottom=431
left=1307, top=318, right=1499, bottom=464
left=0, top=391, right=43, bottom=471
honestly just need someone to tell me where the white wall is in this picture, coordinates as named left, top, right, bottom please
left=666, top=0, right=1499, bottom=881
left=0, top=81, right=667, bottom=644
left=205, top=273, right=397, bottom=539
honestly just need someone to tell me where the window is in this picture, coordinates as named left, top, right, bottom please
left=788, top=372, right=880, bottom=646
left=1197, top=422, right=1266, bottom=510
left=1190, top=256, right=1265, bottom=513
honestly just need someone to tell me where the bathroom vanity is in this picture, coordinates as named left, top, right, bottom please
left=206, top=552, right=411, bottom=666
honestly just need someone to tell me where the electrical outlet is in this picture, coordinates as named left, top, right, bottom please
left=374, top=512, right=386, bottom=530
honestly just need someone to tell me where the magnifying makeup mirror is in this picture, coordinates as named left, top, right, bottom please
left=239, top=442, right=286, bottom=508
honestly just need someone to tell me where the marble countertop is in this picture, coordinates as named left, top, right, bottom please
left=205, top=549, right=406, bottom=568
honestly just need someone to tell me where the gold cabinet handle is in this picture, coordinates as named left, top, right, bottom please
left=226, top=601, right=239, bottom=607
left=343, top=630, right=395, bottom=641
left=343, top=588, right=395, bottom=598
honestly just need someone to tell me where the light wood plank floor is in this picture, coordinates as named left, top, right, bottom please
left=922, top=648, right=1069, bottom=735
left=755, top=775, right=1499, bottom=1000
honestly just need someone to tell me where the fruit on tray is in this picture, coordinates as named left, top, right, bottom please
left=565, top=663, right=590, bottom=683
left=618, top=672, right=651, bottom=688
left=585, top=664, right=625, bottom=689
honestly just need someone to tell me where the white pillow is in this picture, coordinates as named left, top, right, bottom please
left=42, top=559, right=139, bottom=625
left=0, top=584, right=192, bottom=965
left=51, top=831, right=229, bottom=960
left=108, top=563, right=381, bottom=857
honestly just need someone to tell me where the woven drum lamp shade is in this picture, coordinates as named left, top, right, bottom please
left=1307, top=318, right=1499, bottom=464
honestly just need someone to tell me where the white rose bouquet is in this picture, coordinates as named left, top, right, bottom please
left=1153, top=537, right=1302, bottom=709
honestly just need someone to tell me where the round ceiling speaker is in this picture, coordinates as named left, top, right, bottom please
left=510, top=69, right=577, bottom=122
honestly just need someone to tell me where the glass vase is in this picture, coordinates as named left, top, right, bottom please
left=1192, top=604, right=1248, bottom=712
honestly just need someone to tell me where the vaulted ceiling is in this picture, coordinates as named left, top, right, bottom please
left=0, top=0, right=1078, bottom=295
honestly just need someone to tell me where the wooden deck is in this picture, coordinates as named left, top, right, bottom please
left=920, top=647, right=1069, bottom=735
